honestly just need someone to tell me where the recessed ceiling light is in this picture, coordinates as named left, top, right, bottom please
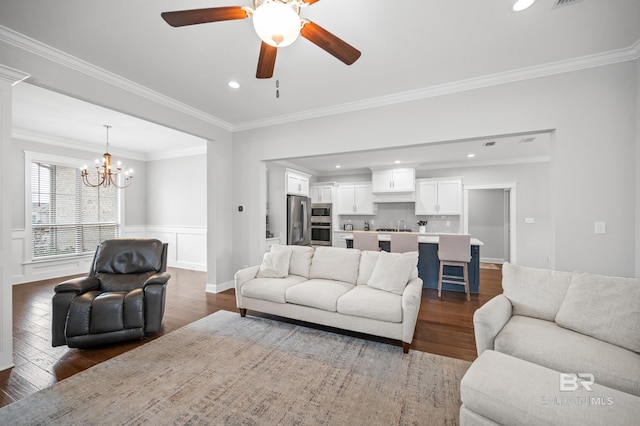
left=467, top=154, right=476, bottom=158
left=335, top=165, right=341, bottom=168
left=513, top=0, right=535, bottom=11
left=394, top=160, right=401, bottom=164
left=228, top=81, right=240, bottom=89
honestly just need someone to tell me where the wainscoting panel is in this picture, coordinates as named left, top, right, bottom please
left=147, top=226, right=207, bottom=271
left=12, top=226, right=207, bottom=285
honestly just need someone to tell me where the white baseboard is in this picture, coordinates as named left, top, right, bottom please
left=480, top=257, right=505, bottom=264
left=206, top=280, right=234, bottom=294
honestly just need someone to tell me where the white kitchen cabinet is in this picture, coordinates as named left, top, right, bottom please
left=310, top=184, right=333, bottom=203
left=415, top=178, right=462, bottom=215
left=286, top=169, right=310, bottom=197
left=371, top=168, right=415, bottom=193
left=332, top=231, right=349, bottom=248
left=337, top=183, right=374, bottom=215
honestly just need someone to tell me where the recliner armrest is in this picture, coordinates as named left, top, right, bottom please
left=473, top=294, right=513, bottom=356
left=143, top=272, right=171, bottom=287
left=54, top=276, right=100, bottom=294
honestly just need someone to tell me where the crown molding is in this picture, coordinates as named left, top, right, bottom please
left=0, top=25, right=233, bottom=132
left=13, top=127, right=205, bottom=161
left=234, top=38, right=640, bottom=131
left=2, top=24, right=638, bottom=133
left=0, top=64, right=30, bottom=85
left=13, top=128, right=146, bottom=161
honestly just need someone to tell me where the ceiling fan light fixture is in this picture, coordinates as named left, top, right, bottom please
left=513, top=0, right=535, bottom=11
left=252, top=0, right=301, bottom=47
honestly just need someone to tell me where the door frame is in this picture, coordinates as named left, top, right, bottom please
left=463, top=182, right=517, bottom=264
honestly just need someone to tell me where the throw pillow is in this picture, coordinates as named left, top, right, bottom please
left=555, top=272, right=640, bottom=353
left=502, top=262, right=573, bottom=321
left=271, top=244, right=314, bottom=278
left=367, top=251, right=418, bottom=295
left=256, top=250, right=292, bottom=278
left=356, top=250, right=381, bottom=285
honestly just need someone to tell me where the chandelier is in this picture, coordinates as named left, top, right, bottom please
left=80, top=125, right=134, bottom=189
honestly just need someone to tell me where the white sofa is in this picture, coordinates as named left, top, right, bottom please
left=460, top=262, right=640, bottom=425
left=234, top=245, right=423, bottom=352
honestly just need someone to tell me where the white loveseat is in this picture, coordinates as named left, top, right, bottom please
left=235, top=245, right=423, bottom=352
left=460, top=262, right=640, bottom=425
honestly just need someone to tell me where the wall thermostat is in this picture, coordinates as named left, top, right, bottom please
left=238, top=205, right=244, bottom=212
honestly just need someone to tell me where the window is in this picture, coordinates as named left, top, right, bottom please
left=30, top=157, right=120, bottom=260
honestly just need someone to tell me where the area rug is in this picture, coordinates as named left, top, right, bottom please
left=0, top=310, right=470, bottom=425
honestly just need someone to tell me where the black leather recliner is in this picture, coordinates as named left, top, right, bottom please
left=52, top=238, right=170, bottom=348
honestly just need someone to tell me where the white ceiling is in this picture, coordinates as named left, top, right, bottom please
left=2, top=0, right=639, bottom=169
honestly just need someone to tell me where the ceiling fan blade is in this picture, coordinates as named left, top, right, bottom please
left=303, top=0, right=321, bottom=5
left=161, top=6, right=249, bottom=27
left=300, top=21, right=361, bottom=65
left=256, top=42, right=278, bottom=79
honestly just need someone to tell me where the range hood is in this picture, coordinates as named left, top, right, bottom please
left=370, top=167, right=415, bottom=203
left=372, top=192, right=415, bottom=203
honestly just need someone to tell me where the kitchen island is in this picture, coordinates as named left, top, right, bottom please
left=343, top=232, right=483, bottom=294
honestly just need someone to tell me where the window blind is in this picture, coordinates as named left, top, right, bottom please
left=31, top=161, right=120, bottom=259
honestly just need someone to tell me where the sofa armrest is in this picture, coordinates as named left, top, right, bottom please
left=234, top=265, right=260, bottom=308
left=54, top=276, right=100, bottom=294
left=401, top=277, right=423, bottom=345
left=473, top=294, right=513, bottom=356
left=143, top=272, right=171, bottom=287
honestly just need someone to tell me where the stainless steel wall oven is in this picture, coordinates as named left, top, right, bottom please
left=311, top=203, right=332, bottom=246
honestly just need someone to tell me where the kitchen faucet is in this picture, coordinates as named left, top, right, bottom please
left=397, top=219, right=405, bottom=232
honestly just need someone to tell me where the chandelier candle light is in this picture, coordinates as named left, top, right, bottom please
left=81, top=125, right=134, bottom=189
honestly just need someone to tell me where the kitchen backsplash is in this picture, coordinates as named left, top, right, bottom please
left=337, top=202, right=461, bottom=233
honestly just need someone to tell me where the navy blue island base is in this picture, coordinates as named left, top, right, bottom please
left=345, top=238, right=480, bottom=294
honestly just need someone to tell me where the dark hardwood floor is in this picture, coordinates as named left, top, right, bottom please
left=0, top=264, right=502, bottom=408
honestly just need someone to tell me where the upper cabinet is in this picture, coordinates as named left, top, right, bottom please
left=371, top=168, right=415, bottom=193
left=415, top=178, right=462, bottom=215
left=337, top=183, right=375, bottom=215
left=286, top=169, right=310, bottom=197
left=310, top=183, right=333, bottom=204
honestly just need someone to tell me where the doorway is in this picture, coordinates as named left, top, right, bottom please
left=463, top=183, right=517, bottom=264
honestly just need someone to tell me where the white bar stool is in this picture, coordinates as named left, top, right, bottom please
left=437, top=234, right=471, bottom=301
left=353, top=231, right=379, bottom=251
left=390, top=232, right=419, bottom=253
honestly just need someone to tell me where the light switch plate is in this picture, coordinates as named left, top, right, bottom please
left=525, top=217, right=535, bottom=224
left=594, top=221, right=606, bottom=234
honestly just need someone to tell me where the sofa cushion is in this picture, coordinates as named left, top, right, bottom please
left=241, top=275, right=308, bottom=304
left=271, top=244, right=314, bottom=278
left=494, top=315, right=640, bottom=397
left=285, top=279, right=354, bottom=312
left=555, top=272, right=640, bottom=353
left=256, top=250, right=291, bottom=278
left=461, top=350, right=640, bottom=426
left=336, top=285, right=402, bottom=323
left=501, top=262, right=572, bottom=321
left=367, top=251, right=418, bottom=295
left=356, top=250, right=419, bottom=286
left=309, top=247, right=361, bottom=284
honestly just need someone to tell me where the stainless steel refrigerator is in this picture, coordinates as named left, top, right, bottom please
left=287, top=195, right=311, bottom=246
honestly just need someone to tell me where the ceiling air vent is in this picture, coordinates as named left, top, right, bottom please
left=483, top=141, right=496, bottom=147
left=519, top=137, right=536, bottom=144
left=553, top=0, right=583, bottom=9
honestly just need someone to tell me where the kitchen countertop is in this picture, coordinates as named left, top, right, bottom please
left=340, top=231, right=483, bottom=246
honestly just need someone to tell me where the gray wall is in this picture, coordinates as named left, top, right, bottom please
left=233, top=62, right=636, bottom=277
left=468, top=189, right=505, bottom=261
left=146, top=154, right=206, bottom=227
left=419, top=162, right=551, bottom=268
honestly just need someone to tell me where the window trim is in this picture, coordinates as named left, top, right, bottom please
left=24, top=150, right=124, bottom=263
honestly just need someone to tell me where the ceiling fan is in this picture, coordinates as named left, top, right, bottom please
left=161, top=0, right=361, bottom=79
